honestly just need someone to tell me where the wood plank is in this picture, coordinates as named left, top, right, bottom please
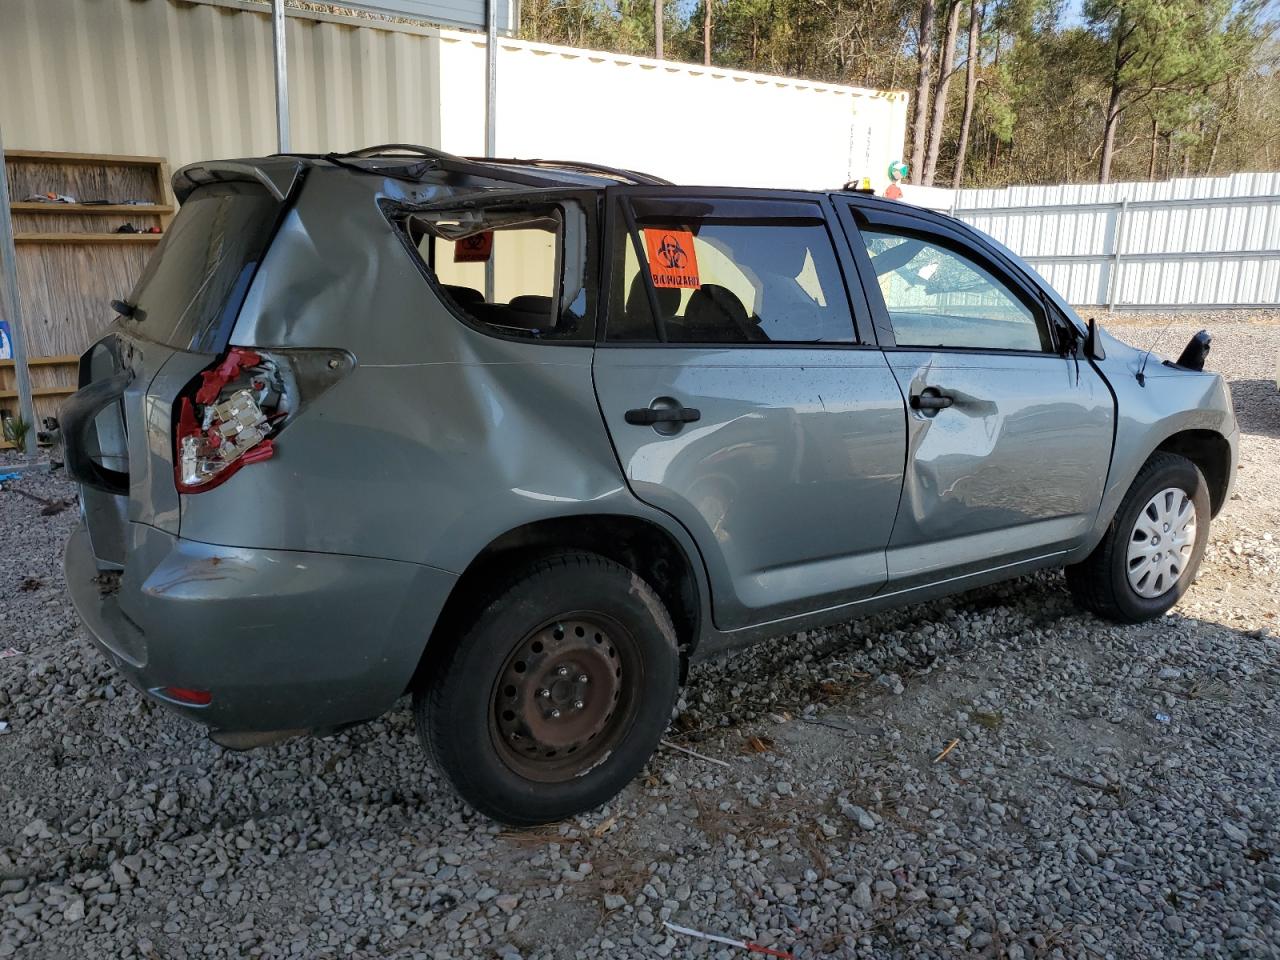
left=4, top=149, right=167, bottom=167
left=0, top=386, right=77, bottom=399
left=14, top=233, right=163, bottom=244
left=10, top=202, right=174, bottom=215
left=0, top=356, right=79, bottom=367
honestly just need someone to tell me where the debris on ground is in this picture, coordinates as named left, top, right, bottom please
left=663, top=920, right=797, bottom=958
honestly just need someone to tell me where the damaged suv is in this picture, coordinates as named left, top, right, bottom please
left=63, top=146, right=1237, bottom=825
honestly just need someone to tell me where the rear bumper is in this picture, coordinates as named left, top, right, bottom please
left=64, top=523, right=457, bottom=734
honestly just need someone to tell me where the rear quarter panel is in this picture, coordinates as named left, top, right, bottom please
left=177, top=168, right=689, bottom=578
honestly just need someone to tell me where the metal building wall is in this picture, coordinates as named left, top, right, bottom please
left=901, top=173, right=1280, bottom=309
left=0, top=0, right=444, bottom=171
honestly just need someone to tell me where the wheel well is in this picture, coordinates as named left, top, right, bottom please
left=1156, top=430, right=1232, bottom=516
left=412, top=516, right=702, bottom=690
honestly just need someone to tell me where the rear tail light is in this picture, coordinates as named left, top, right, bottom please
left=174, top=346, right=352, bottom=493
left=155, top=686, right=213, bottom=706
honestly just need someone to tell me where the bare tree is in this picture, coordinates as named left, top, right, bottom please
left=909, top=0, right=937, bottom=183
left=924, top=0, right=963, bottom=184
left=951, top=0, right=982, bottom=188
left=703, top=0, right=713, bottom=66
left=655, top=0, right=664, bottom=59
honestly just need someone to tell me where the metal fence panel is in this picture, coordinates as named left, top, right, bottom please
left=902, top=173, right=1280, bottom=308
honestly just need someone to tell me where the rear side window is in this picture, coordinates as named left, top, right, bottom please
left=407, top=201, right=591, bottom=341
left=121, top=182, right=281, bottom=353
left=860, top=227, right=1051, bottom=352
left=609, top=199, right=854, bottom=344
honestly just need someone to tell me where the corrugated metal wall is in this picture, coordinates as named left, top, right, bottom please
left=901, top=173, right=1280, bottom=309
left=1, top=0, right=444, bottom=170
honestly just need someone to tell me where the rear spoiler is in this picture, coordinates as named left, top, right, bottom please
left=172, top=157, right=305, bottom=204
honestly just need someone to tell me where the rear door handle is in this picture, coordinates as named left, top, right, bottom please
left=910, top=389, right=954, bottom=411
left=624, top=406, right=701, bottom=426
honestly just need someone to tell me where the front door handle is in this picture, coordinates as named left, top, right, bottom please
left=910, top=389, right=954, bottom=411
left=625, top=405, right=702, bottom=426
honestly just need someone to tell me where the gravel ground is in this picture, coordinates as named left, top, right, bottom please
left=2, top=310, right=1278, bottom=960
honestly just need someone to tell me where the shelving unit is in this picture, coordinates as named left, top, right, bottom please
left=3, top=149, right=174, bottom=437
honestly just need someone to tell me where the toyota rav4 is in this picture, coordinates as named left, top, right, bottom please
left=62, top=146, right=1238, bottom=825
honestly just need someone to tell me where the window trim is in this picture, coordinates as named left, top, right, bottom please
left=389, top=189, right=600, bottom=347
left=601, top=185, right=873, bottom=348
left=835, top=199, right=1065, bottom=355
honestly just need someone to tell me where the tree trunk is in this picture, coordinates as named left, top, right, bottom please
left=703, top=0, right=712, bottom=66
left=1099, top=79, right=1123, bottom=183
left=1098, top=12, right=1127, bottom=184
left=654, top=0, right=664, bottom=60
left=923, top=0, right=962, bottom=185
left=951, top=0, right=980, bottom=188
left=1147, top=116, right=1158, bottom=180
left=909, top=0, right=936, bottom=184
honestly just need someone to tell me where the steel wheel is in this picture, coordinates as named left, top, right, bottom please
left=490, top=614, right=638, bottom=783
left=1126, top=486, right=1197, bottom=599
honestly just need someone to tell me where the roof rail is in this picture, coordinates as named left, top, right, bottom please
left=463, top=156, right=673, bottom=186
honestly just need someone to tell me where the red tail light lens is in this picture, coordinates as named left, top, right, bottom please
left=156, top=686, right=213, bottom=706
left=174, top=346, right=352, bottom=493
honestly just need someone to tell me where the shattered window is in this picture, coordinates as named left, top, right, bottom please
left=407, top=201, right=591, bottom=341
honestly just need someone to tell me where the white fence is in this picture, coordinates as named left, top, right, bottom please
left=901, top=172, right=1280, bottom=309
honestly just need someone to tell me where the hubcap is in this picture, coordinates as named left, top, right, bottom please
left=491, top=616, right=630, bottom=782
left=1127, top=487, right=1197, bottom=599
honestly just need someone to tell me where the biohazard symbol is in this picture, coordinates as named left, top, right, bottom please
left=654, top=234, right=689, bottom=270
left=643, top=228, right=700, bottom=289
left=454, top=230, right=493, bottom=263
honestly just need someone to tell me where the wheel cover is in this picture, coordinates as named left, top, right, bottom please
left=1126, top=486, right=1197, bottom=599
left=490, top=615, right=634, bottom=782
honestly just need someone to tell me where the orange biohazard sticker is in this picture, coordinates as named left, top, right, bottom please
left=454, top=231, right=493, bottom=263
left=643, top=228, right=700, bottom=289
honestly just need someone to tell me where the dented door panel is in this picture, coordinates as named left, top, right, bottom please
left=882, top=350, right=1114, bottom=588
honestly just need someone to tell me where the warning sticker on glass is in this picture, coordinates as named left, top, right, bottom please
left=643, top=229, right=701, bottom=289
left=454, top=231, right=493, bottom=263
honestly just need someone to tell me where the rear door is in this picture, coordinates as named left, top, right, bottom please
left=835, top=198, right=1115, bottom=589
left=591, top=189, right=907, bottom=631
left=65, top=167, right=296, bottom=565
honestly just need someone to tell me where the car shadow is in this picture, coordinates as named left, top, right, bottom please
left=1229, top=378, right=1280, bottom=440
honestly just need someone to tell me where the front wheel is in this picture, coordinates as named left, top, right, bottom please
left=414, top=553, right=680, bottom=826
left=1065, top=451, right=1211, bottom=623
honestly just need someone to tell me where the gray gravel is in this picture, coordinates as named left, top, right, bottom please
left=2, top=310, right=1279, bottom=959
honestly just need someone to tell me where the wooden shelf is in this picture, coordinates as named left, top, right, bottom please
left=11, top=201, right=173, bottom=215
left=0, top=386, right=76, bottom=399
left=1, top=356, right=78, bottom=367
left=4, top=149, right=168, bottom=167
left=14, top=232, right=163, bottom=244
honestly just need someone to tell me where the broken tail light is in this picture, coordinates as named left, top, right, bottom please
left=175, top=346, right=352, bottom=493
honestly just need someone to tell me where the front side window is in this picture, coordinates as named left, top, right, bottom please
left=406, top=201, right=590, bottom=341
left=861, top=227, right=1051, bottom=352
left=610, top=201, right=854, bottom=344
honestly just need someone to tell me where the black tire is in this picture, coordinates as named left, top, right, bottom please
left=1065, top=452, right=1210, bottom=623
left=414, top=552, right=679, bottom=826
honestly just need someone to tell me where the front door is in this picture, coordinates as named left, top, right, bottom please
left=836, top=200, right=1115, bottom=590
left=591, top=190, right=907, bottom=631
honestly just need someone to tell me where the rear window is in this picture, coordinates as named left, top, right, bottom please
left=404, top=200, right=593, bottom=342
left=121, top=182, right=280, bottom=352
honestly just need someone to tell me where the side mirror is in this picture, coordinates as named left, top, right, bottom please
left=1174, top=329, right=1211, bottom=371
left=1085, top=317, right=1105, bottom=361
